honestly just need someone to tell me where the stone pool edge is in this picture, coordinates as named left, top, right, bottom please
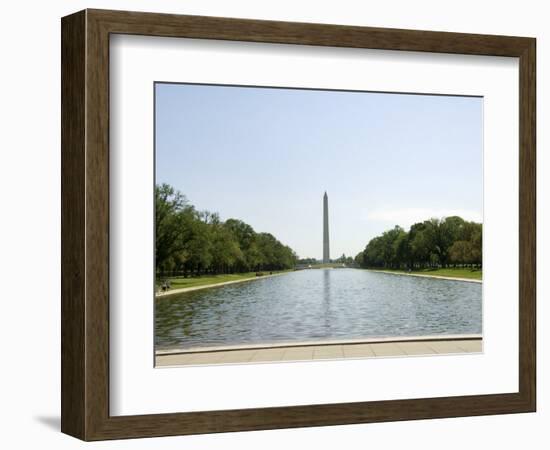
left=155, top=335, right=483, bottom=367
left=156, top=334, right=483, bottom=356
left=367, top=269, right=482, bottom=283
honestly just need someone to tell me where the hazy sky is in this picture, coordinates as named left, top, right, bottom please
left=155, top=83, right=482, bottom=260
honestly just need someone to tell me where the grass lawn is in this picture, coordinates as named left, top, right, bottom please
left=158, top=271, right=288, bottom=290
left=372, top=267, right=482, bottom=280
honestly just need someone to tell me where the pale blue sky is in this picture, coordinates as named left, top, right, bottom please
left=155, top=83, right=482, bottom=260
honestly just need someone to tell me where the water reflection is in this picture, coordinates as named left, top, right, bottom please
left=322, top=269, right=331, bottom=334
left=155, top=269, right=482, bottom=349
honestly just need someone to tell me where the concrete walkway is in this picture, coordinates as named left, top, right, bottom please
left=368, top=269, right=482, bottom=283
left=155, top=335, right=482, bottom=367
left=156, top=271, right=289, bottom=298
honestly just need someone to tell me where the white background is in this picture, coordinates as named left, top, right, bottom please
left=111, top=35, right=518, bottom=415
left=0, top=0, right=547, bottom=449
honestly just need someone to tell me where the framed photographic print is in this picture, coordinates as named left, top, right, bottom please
left=61, top=9, right=536, bottom=440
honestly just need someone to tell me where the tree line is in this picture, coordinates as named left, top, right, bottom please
left=156, top=184, right=297, bottom=276
left=355, top=216, right=482, bottom=270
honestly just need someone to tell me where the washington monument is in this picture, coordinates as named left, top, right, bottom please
left=323, top=191, right=330, bottom=263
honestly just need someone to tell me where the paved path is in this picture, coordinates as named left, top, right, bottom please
left=156, top=271, right=289, bottom=298
left=368, top=269, right=482, bottom=283
left=156, top=335, right=482, bottom=367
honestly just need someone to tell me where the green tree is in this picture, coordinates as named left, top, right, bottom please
left=155, top=183, right=297, bottom=277
left=155, top=184, right=191, bottom=271
left=357, top=216, right=482, bottom=270
left=449, top=240, right=472, bottom=266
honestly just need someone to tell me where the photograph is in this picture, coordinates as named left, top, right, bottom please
left=154, top=82, right=483, bottom=367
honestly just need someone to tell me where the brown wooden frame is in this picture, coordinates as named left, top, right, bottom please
left=61, top=9, right=536, bottom=441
